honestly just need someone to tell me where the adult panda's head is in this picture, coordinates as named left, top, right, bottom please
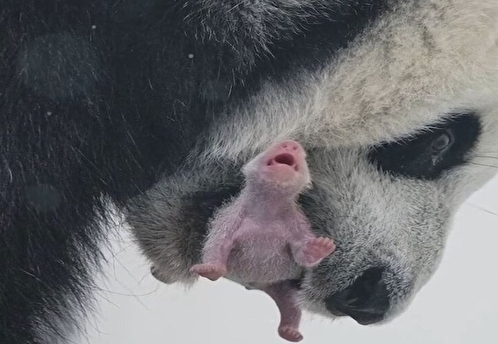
left=126, top=0, right=498, bottom=325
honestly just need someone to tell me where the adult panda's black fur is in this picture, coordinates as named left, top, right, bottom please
left=0, top=0, right=387, bottom=342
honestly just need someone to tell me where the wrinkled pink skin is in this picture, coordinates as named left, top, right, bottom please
left=190, top=140, right=335, bottom=342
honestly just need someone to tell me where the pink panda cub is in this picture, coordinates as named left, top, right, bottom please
left=191, top=140, right=336, bottom=342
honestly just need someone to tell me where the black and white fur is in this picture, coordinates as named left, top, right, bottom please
left=2, top=0, right=498, bottom=342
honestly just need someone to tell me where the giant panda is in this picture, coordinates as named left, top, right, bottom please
left=1, top=1, right=498, bottom=343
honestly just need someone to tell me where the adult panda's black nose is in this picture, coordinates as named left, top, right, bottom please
left=324, top=267, right=390, bottom=325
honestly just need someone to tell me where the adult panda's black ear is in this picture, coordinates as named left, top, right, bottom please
left=367, top=113, right=481, bottom=180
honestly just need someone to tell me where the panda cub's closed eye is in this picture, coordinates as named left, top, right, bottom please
left=367, top=114, right=481, bottom=180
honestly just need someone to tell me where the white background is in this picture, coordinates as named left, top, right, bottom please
left=76, top=176, right=498, bottom=344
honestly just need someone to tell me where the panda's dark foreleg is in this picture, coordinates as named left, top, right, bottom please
left=0, top=160, right=112, bottom=343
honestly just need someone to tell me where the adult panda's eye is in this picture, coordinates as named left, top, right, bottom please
left=430, top=131, right=453, bottom=152
left=367, top=114, right=481, bottom=180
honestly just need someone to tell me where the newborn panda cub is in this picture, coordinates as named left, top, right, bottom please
left=191, top=140, right=336, bottom=342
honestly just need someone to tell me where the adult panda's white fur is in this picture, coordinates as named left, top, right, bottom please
left=205, top=0, right=498, bottom=158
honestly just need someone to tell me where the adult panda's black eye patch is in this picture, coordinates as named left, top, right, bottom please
left=367, top=114, right=481, bottom=180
